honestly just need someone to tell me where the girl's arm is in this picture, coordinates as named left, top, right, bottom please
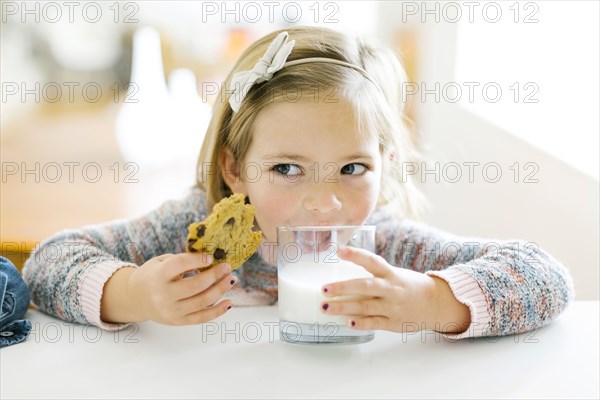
left=22, top=187, right=209, bottom=330
left=368, top=209, right=575, bottom=338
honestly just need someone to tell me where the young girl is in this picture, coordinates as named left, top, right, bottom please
left=23, top=27, right=574, bottom=338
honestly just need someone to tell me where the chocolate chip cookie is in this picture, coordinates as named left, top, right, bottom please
left=186, top=193, right=262, bottom=270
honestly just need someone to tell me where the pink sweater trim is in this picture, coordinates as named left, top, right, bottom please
left=78, top=261, right=136, bottom=331
left=426, top=268, right=492, bottom=339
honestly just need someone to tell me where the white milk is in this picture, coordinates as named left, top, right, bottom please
left=278, top=255, right=373, bottom=325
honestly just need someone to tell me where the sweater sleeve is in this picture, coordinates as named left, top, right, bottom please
left=367, top=209, right=575, bottom=339
left=22, top=187, right=209, bottom=330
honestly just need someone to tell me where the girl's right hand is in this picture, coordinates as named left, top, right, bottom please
left=127, top=253, right=237, bottom=326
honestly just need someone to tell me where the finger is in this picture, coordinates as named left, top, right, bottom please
left=181, top=300, right=233, bottom=325
left=162, top=253, right=215, bottom=280
left=337, top=246, right=392, bottom=279
left=321, top=298, right=387, bottom=317
left=322, top=277, right=392, bottom=298
left=172, top=263, right=233, bottom=298
left=347, top=315, right=389, bottom=331
left=155, top=253, right=174, bottom=262
left=177, top=274, right=237, bottom=314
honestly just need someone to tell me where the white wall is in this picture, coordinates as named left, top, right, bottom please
left=419, top=103, right=599, bottom=300
left=412, top=15, right=599, bottom=300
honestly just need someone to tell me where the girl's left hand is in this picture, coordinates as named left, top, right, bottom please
left=320, top=246, right=464, bottom=333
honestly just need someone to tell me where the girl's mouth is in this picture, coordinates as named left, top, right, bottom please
left=295, top=230, right=334, bottom=255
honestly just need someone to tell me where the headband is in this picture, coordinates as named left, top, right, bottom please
left=228, top=31, right=381, bottom=113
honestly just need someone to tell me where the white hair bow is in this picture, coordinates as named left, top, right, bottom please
left=229, top=32, right=295, bottom=113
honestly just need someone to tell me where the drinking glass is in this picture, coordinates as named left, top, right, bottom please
left=277, top=225, right=376, bottom=344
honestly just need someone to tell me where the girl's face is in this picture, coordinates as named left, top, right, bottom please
left=223, top=99, right=383, bottom=244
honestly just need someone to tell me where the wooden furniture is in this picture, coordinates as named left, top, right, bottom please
left=1, top=103, right=197, bottom=271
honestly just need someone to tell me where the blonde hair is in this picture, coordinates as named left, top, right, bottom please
left=196, top=26, right=429, bottom=220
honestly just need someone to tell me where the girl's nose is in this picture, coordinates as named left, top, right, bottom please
left=303, top=182, right=342, bottom=214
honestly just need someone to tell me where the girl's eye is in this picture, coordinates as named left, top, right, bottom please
left=341, top=163, right=367, bottom=175
left=273, top=164, right=302, bottom=176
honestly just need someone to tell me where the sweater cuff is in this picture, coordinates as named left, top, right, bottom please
left=78, top=261, right=136, bottom=331
left=425, top=268, right=492, bottom=340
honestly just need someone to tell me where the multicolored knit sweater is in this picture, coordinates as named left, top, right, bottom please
left=23, top=187, right=575, bottom=338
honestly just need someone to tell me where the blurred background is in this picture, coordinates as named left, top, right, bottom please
left=1, top=1, right=598, bottom=299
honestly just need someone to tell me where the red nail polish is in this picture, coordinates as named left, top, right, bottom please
left=230, top=279, right=235, bottom=285
left=227, top=305, right=232, bottom=310
left=351, top=320, right=356, bottom=327
left=323, top=287, right=328, bottom=293
left=322, top=303, right=329, bottom=311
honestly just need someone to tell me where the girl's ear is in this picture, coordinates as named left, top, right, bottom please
left=221, top=147, right=246, bottom=194
left=382, top=150, right=395, bottom=173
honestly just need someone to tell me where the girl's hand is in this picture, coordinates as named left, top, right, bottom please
left=126, top=253, right=237, bottom=326
left=320, top=246, right=471, bottom=333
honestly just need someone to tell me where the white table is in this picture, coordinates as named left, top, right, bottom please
left=1, top=302, right=598, bottom=399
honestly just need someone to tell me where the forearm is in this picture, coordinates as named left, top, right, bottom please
left=23, top=233, right=101, bottom=324
left=100, top=267, right=143, bottom=324
left=377, top=216, right=574, bottom=337
left=428, top=276, right=471, bottom=334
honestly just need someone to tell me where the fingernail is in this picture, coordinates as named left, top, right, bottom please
left=227, top=305, right=232, bottom=310
left=322, top=303, right=329, bottom=311
left=322, top=287, right=329, bottom=293
left=222, top=264, right=231, bottom=273
left=351, top=320, right=356, bottom=327
left=205, top=254, right=213, bottom=264
left=229, top=278, right=236, bottom=286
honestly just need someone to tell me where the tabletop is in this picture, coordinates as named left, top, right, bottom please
left=1, top=302, right=599, bottom=399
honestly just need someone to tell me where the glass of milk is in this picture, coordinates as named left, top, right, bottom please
left=277, top=225, right=376, bottom=344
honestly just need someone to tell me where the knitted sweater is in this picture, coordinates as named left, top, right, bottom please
left=22, top=187, right=575, bottom=339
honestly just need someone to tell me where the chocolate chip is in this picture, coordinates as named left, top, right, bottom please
left=244, top=196, right=250, bottom=205
left=196, top=224, right=206, bottom=238
left=187, top=238, right=197, bottom=252
left=214, top=248, right=226, bottom=260
left=226, top=217, right=235, bottom=225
